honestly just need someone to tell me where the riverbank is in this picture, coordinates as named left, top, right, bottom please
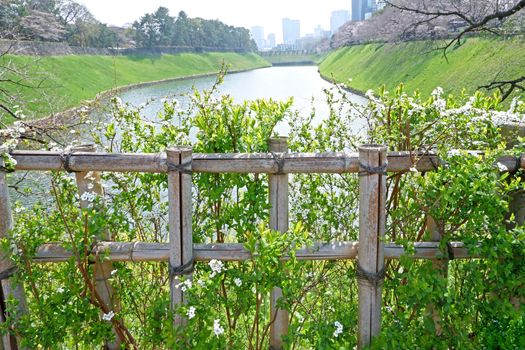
left=319, top=37, right=525, bottom=98
left=262, top=53, right=327, bottom=66
left=3, top=52, right=270, bottom=124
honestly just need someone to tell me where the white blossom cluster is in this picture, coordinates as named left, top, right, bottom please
left=80, top=191, right=97, bottom=203
left=187, top=306, right=196, bottom=320
left=102, top=311, right=115, bottom=321
left=175, top=279, right=192, bottom=292
left=365, top=88, right=525, bottom=131
left=208, top=259, right=224, bottom=278
left=213, top=319, right=224, bottom=336
left=333, top=321, right=343, bottom=338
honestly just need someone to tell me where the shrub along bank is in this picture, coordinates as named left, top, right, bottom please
left=319, top=37, right=525, bottom=99
left=3, top=52, right=270, bottom=122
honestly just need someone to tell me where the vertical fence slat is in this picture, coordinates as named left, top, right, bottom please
left=501, top=124, right=525, bottom=309
left=426, top=215, right=447, bottom=336
left=269, top=137, right=289, bottom=350
left=0, top=147, right=28, bottom=350
left=167, top=147, right=193, bottom=327
left=357, top=144, right=387, bottom=349
left=73, top=144, right=120, bottom=350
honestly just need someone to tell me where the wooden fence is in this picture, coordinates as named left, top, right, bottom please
left=1, top=142, right=523, bottom=349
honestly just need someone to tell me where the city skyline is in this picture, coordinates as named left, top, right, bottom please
left=78, top=0, right=352, bottom=44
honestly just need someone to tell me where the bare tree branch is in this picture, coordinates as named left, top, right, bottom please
left=479, top=75, right=525, bottom=101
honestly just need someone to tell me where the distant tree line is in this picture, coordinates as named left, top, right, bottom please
left=132, top=7, right=256, bottom=51
left=0, top=0, right=119, bottom=47
left=0, top=1, right=257, bottom=51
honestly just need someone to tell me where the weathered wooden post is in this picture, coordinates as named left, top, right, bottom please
left=269, top=137, right=289, bottom=350
left=166, top=147, right=193, bottom=327
left=501, top=124, right=525, bottom=309
left=0, top=147, right=29, bottom=350
left=426, top=215, right=447, bottom=336
left=73, top=144, right=120, bottom=349
left=357, top=144, right=387, bottom=349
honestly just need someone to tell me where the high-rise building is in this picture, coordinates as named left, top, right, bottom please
left=330, top=10, right=351, bottom=34
left=352, top=0, right=365, bottom=21
left=352, top=0, right=379, bottom=21
left=250, top=26, right=265, bottom=50
left=267, top=33, right=276, bottom=49
left=282, top=18, right=300, bottom=45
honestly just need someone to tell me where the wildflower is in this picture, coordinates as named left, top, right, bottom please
left=187, top=306, right=196, bottom=319
left=333, top=321, right=343, bottom=338
left=197, top=279, right=205, bottom=287
left=234, top=278, right=242, bottom=287
left=110, top=269, right=118, bottom=277
left=57, top=287, right=64, bottom=293
left=209, top=259, right=224, bottom=277
left=102, top=311, right=115, bottom=321
left=213, top=319, right=224, bottom=336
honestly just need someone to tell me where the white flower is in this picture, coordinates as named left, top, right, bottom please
left=14, top=206, right=26, bottom=213
left=496, top=162, right=508, bottom=172
left=409, top=166, right=418, bottom=173
left=431, top=87, right=444, bottom=98
left=187, top=306, right=196, bottom=319
left=234, top=278, right=242, bottom=287
left=175, top=279, right=192, bottom=292
left=213, top=319, right=224, bottom=336
left=57, top=287, right=64, bottom=293
left=110, top=269, right=118, bottom=276
left=447, top=149, right=461, bottom=157
left=102, top=311, right=115, bottom=321
left=80, top=191, right=97, bottom=203
left=208, top=259, right=224, bottom=277
left=333, top=321, right=343, bottom=338
left=197, top=279, right=205, bottom=287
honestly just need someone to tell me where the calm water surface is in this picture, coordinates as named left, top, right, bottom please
left=99, top=65, right=367, bottom=136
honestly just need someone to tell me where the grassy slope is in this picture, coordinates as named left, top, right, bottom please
left=319, top=38, right=525, bottom=97
left=263, top=53, right=328, bottom=65
left=3, top=52, right=270, bottom=122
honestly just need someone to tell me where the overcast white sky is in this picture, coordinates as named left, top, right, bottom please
left=78, top=0, right=351, bottom=43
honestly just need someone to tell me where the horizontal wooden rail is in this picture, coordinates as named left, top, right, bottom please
left=32, top=241, right=473, bottom=263
left=10, top=150, right=523, bottom=174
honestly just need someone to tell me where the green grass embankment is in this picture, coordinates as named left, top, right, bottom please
left=319, top=38, right=525, bottom=98
left=263, top=53, right=327, bottom=65
left=3, top=52, right=270, bottom=123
